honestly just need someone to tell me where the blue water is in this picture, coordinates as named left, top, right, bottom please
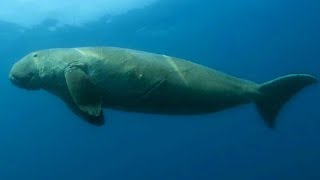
left=1, top=0, right=320, bottom=179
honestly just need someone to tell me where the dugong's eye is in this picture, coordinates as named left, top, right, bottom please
left=33, top=54, right=38, bottom=58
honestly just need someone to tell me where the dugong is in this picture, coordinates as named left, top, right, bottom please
left=9, top=47, right=317, bottom=127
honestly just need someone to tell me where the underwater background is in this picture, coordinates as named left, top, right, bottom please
left=0, top=0, right=319, bottom=179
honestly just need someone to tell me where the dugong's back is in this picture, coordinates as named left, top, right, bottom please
left=81, top=47, right=253, bottom=114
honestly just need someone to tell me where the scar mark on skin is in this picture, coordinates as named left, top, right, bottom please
left=140, top=79, right=165, bottom=99
left=33, top=56, right=42, bottom=79
left=163, top=55, right=189, bottom=86
left=75, top=48, right=101, bottom=59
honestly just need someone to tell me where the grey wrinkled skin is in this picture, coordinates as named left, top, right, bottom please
left=9, top=47, right=316, bottom=127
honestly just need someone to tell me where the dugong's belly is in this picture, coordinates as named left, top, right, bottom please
left=88, top=48, right=252, bottom=114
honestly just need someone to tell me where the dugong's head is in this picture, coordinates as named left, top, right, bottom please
left=9, top=52, right=41, bottom=90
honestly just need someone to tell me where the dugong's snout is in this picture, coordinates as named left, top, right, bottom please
left=9, top=56, right=41, bottom=90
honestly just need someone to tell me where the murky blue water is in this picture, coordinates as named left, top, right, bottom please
left=0, top=0, right=319, bottom=179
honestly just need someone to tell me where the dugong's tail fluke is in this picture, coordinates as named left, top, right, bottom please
left=255, top=74, right=317, bottom=128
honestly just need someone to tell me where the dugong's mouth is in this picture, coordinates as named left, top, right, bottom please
left=9, top=72, right=40, bottom=90
left=9, top=74, right=26, bottom=88
left=9, top=74, right=20, bottom=85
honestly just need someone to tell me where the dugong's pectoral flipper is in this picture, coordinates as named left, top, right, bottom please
left=65, top=101, right=105, bottom=126
left=255, top=74, right=317, bottom=128
left=64, top=65, right=103, bottom=119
